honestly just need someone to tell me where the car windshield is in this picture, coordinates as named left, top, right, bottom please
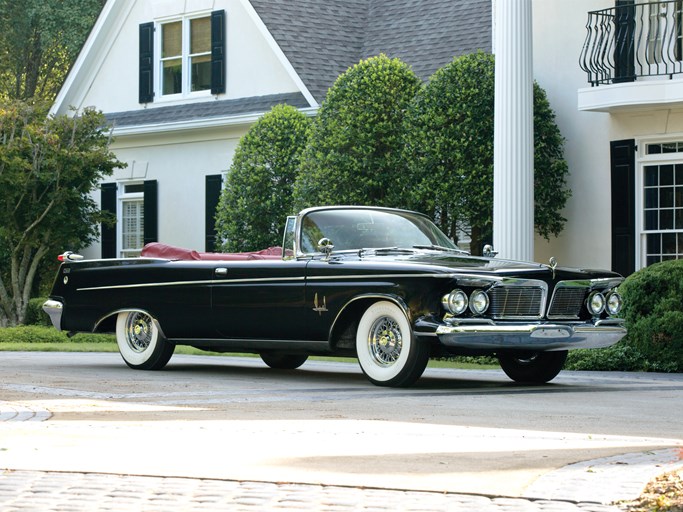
left=299, top=209, right=463, bottom=254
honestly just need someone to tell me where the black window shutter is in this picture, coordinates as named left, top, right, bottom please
left=143, top=180, right=158, bottom=246
left=205, top=174, right=223, bottom=252
left=211, top=10, right=226, bottom=95
left=610, top=139, right=636, bottom=276
left=139, top=22, right=154, bottom=103
left=101, top=183, right=117, bottom=259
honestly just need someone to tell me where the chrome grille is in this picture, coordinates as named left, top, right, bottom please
left=548, top=286, right=588, bottom=319
left=488, top=286, right=544, bottom=319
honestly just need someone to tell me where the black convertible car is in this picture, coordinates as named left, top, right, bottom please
left=43, top=206, right=626, bottom=387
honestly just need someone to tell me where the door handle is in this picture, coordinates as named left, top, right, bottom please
left=215, top=268, right=228, bottom=276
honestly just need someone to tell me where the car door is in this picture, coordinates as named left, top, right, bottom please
left=211, top=259, right=309, bottom=340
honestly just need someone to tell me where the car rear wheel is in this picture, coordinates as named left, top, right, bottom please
left=355, top=301, right=429, bottom=387
left=497, top=350, right=568, bottom=384
left=260, top=353, right=308, bottom=370
left=116, top=311, right=174, bottom=370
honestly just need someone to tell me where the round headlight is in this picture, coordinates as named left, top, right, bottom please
left=606, top=292, right=623, bottom=316
left=587, top=291, right=606, bottom=316
left=442, top=289, right=468, bottom=315
left=469, top=290, right=490, bottom=315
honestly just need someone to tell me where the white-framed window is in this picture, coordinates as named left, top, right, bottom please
left=158, top=14, right=212, bottom=98
left=119, top=183, right=145, bottom=258
left=637, top=140, right=683, bottom=267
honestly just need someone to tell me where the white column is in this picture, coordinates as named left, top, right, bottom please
left=493, top=0, right=534, bottom=261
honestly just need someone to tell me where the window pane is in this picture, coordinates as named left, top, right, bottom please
left=191, top=54, right=211, bottom=91
left=647, top=144, right=662, bottom=154
left=661, top=209, right=674, bottom=229
left=647, top=255, right=660, bottom=266
left=162, top=59, right=182, bottom=95
left=647, top=233, right=661, bottom=253
left=122, top=200, right=145, bottom=252
left=663, top=233, right=677, bottom=254
left=645, top=188, right=658, bottom=208
left=645, top=209, right=658, bottom=230
left=661, top=164, right=674, bottom=185
left=645, top=166, right=659, bottom=186
left=162, top=21, right=182, bottom=57
left=661, top=187, right=674, bottom=207
left=676, top=164, right=683, bottom=184
left=190, top=17, right=211, bottom=54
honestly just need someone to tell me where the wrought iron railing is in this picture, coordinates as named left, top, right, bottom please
left=580, top=1, right=683, bottom=85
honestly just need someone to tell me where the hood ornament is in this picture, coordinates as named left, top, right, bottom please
left=548, top=257, right=558, bottom=279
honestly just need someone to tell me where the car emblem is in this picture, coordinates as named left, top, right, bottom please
left=548, top=257, right=558, bottom=279
left=313, top=293, right=328, bottom=315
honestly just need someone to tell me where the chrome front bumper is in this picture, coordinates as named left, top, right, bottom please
left=42, top=299, right=63, bottom=331
left=435, top=319, right=627, bottom=351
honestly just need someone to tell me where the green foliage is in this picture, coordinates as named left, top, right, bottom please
left=403, top=51, right=494, bottom=249
left=404, top=52, right=571, bottom=253
left=0, top=0, right=105, bottom=101
left=616, top=260, right=683, bottom=372
left=215, top=104, right=311, bottom=252
left=0, top=325, right=114, bottom=345
left=24, top=297, right=51, bottom=326
left=0, top=99, right=122, bottom=326
left=294, top=54, right=422, bottom=209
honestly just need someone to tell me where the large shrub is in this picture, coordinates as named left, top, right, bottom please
left=618, top=260, right=683, bottom=371
left=404, top=52, right=570, bottom=253
left=215, top=104, right=311, bottom=252
left=294, top=54, right=422, bottom=209
left=567, top=261, right=683, bottom=373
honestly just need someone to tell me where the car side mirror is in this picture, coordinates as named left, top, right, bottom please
left=317, top=238, right=334, bottom=258
left=483, top=244, right=498, bottom=258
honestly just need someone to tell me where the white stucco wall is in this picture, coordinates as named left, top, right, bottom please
left=60, top=0, right=300, bottom=114
left=532, top=0, right=614, bottom=269
left=81, top=124, right=247, bottom=259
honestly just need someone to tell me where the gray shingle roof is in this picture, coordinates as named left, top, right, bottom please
left=106, top=1, right=490, bottom=129
left=105, top=92, right=309, bottom=128
left=251, top=0, right=492, bottom=102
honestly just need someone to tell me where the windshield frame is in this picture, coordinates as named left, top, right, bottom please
left=295, top=206, right=464, bottom=257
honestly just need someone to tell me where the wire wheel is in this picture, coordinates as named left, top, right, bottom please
left=124, top=312, right=154, bottom=353
left=356, top=301, right=429, bottom=387
left=115, top=310, right=174, bottom=370
left=367, top=316, right=403, bottom=366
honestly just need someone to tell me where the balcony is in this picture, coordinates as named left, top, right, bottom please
left=578, top=1, right=683, bottom=112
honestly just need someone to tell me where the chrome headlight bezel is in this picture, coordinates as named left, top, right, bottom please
left=442, top=289, right=468, bottom=315
left=606, top=291, right=623, bottom=316
left=469, top=289, right=490, bottom=316
left=587, top=291, right=606, bottom=316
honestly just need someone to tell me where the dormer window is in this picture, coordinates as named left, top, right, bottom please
left=139, top=10, right=225, bottom=103
left=161, top=16, right=212, bottom=96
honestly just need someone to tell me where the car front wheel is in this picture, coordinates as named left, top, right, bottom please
left=115, top=311, right=174, bottom=370
left=355, top=301, right=429, bottom=387
left=497, top=350, right=568, bottom=384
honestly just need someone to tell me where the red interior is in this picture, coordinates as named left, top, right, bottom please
left=141, top=242, right=283, bottom=261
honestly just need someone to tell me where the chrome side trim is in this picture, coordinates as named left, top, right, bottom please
left=76, top=272, right=472, bottom=292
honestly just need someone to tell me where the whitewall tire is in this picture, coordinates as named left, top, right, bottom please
left=355, top=301, right=429, bottom=387
left=115, top=311, right=174, bottom=370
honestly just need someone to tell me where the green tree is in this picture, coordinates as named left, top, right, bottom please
left=294, top=54, right=422, bottom=209
left=404, top=52, right=570, bottom=254
left=0, top=100, right=122, bottom=326
left=0, top=0, right=105, bottom=101
left=215, top=104, right=311, bottom=252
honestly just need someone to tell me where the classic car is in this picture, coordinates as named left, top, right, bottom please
left=43, top=206, right=627, bottom=387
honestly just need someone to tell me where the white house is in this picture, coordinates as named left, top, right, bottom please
left=51, top=0, right=683, bottom=276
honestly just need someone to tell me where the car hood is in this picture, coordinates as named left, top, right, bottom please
left=329, top=250, right=623, bottom=281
